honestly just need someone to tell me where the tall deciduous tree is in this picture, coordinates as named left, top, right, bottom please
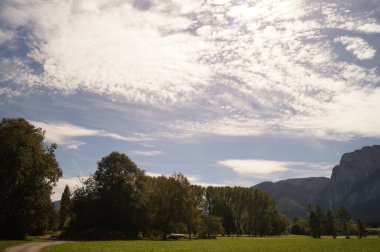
left=199, top=215, right=224, bottom=238
left=71, top=152, right=145, bottom=238
left=143, top=173, right=197, bottom=240
left=0, top=118, right=62, bottom=239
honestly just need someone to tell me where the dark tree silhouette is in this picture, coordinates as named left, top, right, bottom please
left=60, top=185, right=71, bottom=230
left=325, top=209, right=337, bottom=238
left=336, top=205, right=351, bottom=239
left=71, top=152, right=145, bottom=238
left=356, top=219, right=367, bottom=239
left=0, top=118, right=62, bottom=239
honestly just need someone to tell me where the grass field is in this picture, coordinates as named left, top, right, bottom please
left=44, top=235, right=380, bottom=252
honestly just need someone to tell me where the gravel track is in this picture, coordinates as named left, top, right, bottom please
left=3, top=241, right=68, bottom=252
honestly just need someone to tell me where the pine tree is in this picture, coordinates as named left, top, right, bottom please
left=59, top=185, right=71, bottom=230
left=356, top=219, right=367, bottom=239
left=325, top=209, right=336, bottom=238
left=336, top=205, right=351, bottom=239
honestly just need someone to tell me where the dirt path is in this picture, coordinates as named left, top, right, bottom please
left=3, top=241, right=68, bottom=252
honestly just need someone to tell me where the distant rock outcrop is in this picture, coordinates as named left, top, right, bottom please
left=254, top=145, right=380, bottom=221
left=329, top=145, right=380, bottom=221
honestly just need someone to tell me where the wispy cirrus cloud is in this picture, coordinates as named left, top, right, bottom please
left=218, top=159, right=290, bottom=175
left=1, top=0, right=380, bottom=142
left=130, top=150, right=165, bottom=157
left=218, top=159, right=333, bottom=181
left=0, top=87, right=21, bottom=98
left=0, top=28, right=13, bottom=43
left=0, top=0, right=210, bottom=103
left=31, top=120, right=150, bottom=149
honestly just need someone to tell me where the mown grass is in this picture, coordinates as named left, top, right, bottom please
left=0, top=236, right=45, bottom=250
left=44, top=235, right=380, bottom=252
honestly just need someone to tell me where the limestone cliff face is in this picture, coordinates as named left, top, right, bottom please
left=255, top=145, right=380, bottom=221
left=329, top=145, right=380, bottom=220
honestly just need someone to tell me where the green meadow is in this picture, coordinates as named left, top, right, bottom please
left=43, top=236, right=380, bottom=252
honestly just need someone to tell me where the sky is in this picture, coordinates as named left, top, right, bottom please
left=0, top=0, right=379, bottom=201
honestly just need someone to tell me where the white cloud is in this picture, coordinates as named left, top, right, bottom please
left=335, top=36, right=376, bottom=60
left=1, top=0, right=380, bottom=141
left=218, top=159, right=333, bottom=180
left=0, top=28, right=13, bottom=43
left=322, top=4, right=380, bottom=34
left=0, top=0, right=210, bottom=104
left=0, top=87, right=21, bottom=97
left=130, top=150, right=164, bottom=157
left=218, top=159, right=290, bottom=175
left=186, top=175, right=226, bottom=187
left=52, top=176, right=87, bottom=201
left=31, top=120, right=150, bottom=149
left=357, top=23, right=380, bottom=33
left=146, top=171, right=165, bottom=177
left=145, top=172, right=225, bottom=187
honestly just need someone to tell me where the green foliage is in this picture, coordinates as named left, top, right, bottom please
left=70, top=152, right=145, bottom=238
left=0, top=118, right=62, bottom=239
left=291, top=217, right=308, bottom=235
left=205, top=187, right=280, bottom=237
left=297, top=205, right=359, bottom=239
left=324, top=209, right=337, bottom=238
left=60, top=185, right=72, bottom=230
left=198, top=216, right=224, bottom=238
left=309, top=212, right=320, bottom=238
left=68, top=152, right=284, bottom=240
left=336, top=205, right=351, bottom=239
left=307, top=205, right=322, bottom=238
left=356, top=219, right=367, bottom=239
left=270, top=212, right=288, bottom=235
left=44, top=236, right=380, bottom=252
left=142, top=173, right=198, bottom=239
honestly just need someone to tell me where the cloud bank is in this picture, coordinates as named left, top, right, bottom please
left=218, top=159, right=333, bottom=181
left=1, top=0, right=380, bottom=141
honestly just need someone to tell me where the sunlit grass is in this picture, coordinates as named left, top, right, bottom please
left=44, top=235, right=380, bottom=252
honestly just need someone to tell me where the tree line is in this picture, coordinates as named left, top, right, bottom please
left=1, top=118, right=369, bottom=240
left=291, top=205, right=367, bottom=239
left=62, top=151, right=287, bottom=240
left=0, top=118, right=285, bottom=240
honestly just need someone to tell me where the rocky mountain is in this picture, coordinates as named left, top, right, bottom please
left=329, top=145, right=380, bottom=221
left=254, top=145, right=380, bottom=221
left=255, top=177, right=330, bottom=218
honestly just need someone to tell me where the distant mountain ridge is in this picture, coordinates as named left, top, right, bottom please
left=254, top=145, right=380, bottom=221
left=255, top=177, right=330, bottom=218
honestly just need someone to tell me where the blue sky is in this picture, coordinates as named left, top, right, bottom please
left=0, top=0, right=379, bottom=200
